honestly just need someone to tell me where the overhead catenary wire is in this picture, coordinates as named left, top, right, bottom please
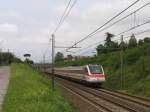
left=135, top=29, right=150, bottom=35
left=74, top=20, right=150, bottom=54
left=61, top=1, right=150, bottom=54
left=53, top=0, right=77, bottom=34
left=77, top=26, right=150, bottom=54
left=66, top=0, right=140, bottom=51
left=53, top=0, right=72, bottom=34
left=77, top=2, right=150, bottom=41
left=50, top=0, right=78, bottom=56
left=117, top=20, right=150, bottom=36
left=95, top=2, right=150, bottom=35
left=57, top=0, right=78, bottom=31
left=44, top=39, right=68, bottom=56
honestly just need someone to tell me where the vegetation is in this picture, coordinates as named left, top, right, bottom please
left=0, top=52, right=22, bottom=65
left=55, top=52, right=64, bottom=62
left=55, top=34, right=150, bottom=99
left=2, top=63, right=79, bottom=112
left=24, top=58, right=34, bottom=64
left=24, top=53, right=34, bottom=64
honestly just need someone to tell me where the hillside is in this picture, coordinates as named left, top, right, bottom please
left=56, top=43, right=150, bottom=99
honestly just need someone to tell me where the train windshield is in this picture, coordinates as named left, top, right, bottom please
left=89, top=65, right=103, bottom=74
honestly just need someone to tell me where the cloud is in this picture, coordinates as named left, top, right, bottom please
left=0, top=10, right=20, bottom=19
left=0, top=23, right=18, bottom=33
left=0, top=0, right=150, bottom=62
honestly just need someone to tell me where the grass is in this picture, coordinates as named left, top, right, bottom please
left=2, top=63, right=79, bottom=112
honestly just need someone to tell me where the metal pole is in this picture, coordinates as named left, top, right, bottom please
left=0, top=48, right=3, bottom=65
left=120, top=35, right=124, bottom=89
left=0, top=48, right=2, bottom=65
left=43, top=54, right=45, bottom=71
left=8, top=49, right=10, bottom=65
left=51, top=34, right=55, bottom=91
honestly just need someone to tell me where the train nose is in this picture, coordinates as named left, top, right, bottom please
left=92, top=74, right=105, bottom=78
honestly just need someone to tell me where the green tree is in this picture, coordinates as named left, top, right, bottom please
left=23, top=53, right=33, bottom=64
left=24, top=58, right=34, bottom=64
left=96, top=44, right=106, bottom=55
left=144, top=37, right=150, bottom=43
left=138, top=39, right=144, bottom=46
left=104, top=32, right=115, bottom=47
left=0, top=52, right=22, bottom=65
left=128, top=34, right=137, bottom=48
left=105, top=32, right=119, bottom=52
left=55, top=52, right=64, bottom=62
left=119, top=40, right=127, bottom=50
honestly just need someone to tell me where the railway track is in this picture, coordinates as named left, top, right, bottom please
left=45, top=72, right=150, bottom=112
left=99, top=89, right=150, bottom=108
left=56, top=76, right=129, bottom=112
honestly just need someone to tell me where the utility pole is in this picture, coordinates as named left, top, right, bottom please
left=8, top=49, right=10, bottom=65
left=120, top=35, right=124, bottom=89
left=0, top=48, right=2, bottom=65
left=51, top=34, right=55, bottom=91
left=50, top=34, right=80, bottom=91
left=43, top=54, right=45, bottom=71
left=43, top=54, right=45, bottom=64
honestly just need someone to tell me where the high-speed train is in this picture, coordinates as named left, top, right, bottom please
left=55, top=64, right=105, bottom=84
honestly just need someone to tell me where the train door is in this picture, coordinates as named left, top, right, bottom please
left=83, top=67, right=88, bottom=79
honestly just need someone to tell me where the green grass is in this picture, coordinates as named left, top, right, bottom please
left=2, top=63, right=79, bottom=112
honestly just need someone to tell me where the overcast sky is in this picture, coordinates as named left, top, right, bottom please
left=0, top=0, right=150, bottom=63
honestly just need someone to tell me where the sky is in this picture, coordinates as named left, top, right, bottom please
left=0, top=0, right=150, bottom=63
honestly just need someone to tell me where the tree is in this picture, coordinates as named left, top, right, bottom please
left=24, top=53, right=32, bottom=64
left=55, top=52, right=64, bottom=62
left=138, top=39, right=144, bottom=46
left=144, top=37, right=150, bottom=43
left=24, top=54, right=31, bottom=58
left=104, top=32, right=115, bottom=47
left=128, top=34, right=137, bottom=48
left=109, top=41, right=118, bottom=48
left=0, top=52, right=22, bottom=65
left=96, top=44, right=106, bottom=55
left=24, top=58, right=34, bottom=64
left=119, top=41, right=127, bottom=50
left=96, top=32, right=119, bottom=54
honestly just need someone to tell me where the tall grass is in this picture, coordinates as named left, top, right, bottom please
left=2, top=64, right=79, bottom=112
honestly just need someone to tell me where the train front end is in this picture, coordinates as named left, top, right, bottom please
left=84, top=64, right=105, bottom=83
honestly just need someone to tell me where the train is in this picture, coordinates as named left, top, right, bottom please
left=55, top=64, right=105, bottom=85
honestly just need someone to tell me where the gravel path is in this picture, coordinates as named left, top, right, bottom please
left=0, top=66, right=10, bottom=110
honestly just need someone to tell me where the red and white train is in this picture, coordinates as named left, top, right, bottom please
left=55, top=64, right=105, bottom=84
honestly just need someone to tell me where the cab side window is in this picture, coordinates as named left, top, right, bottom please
left=84, top=67, right=88, bottom=73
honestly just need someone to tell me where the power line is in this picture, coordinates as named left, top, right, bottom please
left=77, top=18, right=150, bottom=53
left=58, top=0, right=78, bottom=32
left=75, top=2, right=150, bottom=45
left=74, top=24, right=150, bottom=54
left=135, top=29, right=150, bottom=35
left=66, top=0, right=140, bottom=51
left=53, top=0, right=72, bottom=34
left=117, top=20, right=150, bottom=35
left=64, top=0, right=150, bottom=54
left=53, top=0, right=77, bottom=34
left=51, top=0, right=78, bottom=55
left=80, top=20, right=150, bottom=54
left=95, top=2, right=150, bottom=35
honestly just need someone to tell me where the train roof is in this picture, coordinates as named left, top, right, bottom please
left=56, top=64, right=102, bottom=70
left=56, top=66, right=84, bottom=70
